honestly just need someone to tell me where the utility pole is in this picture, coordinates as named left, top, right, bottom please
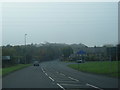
left=25, top=34, right=27, bottom=64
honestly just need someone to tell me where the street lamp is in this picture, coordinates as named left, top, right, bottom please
left=25, top=34, right=27, bottom=64
left=25, top=34, right=27, bottom=46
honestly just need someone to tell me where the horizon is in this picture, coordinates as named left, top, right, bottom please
left=1, top=42, right=118, bottom=47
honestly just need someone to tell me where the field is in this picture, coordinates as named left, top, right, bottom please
left=2, top=64, right=31, bottom=76
left=68, top=61, right=120, bottom=77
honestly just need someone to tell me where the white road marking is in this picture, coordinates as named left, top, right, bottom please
left=68, top=77, right=79, bottom=82
left=49, top=76, right=54, bottom=81
left=57, top=81, right=77, bottom=83
left=56, top=72, right=59, bottom=74
left=60, top=83, right=82, bottom=86
left=41, top=67, right=45, bottom=73
left=41, top=67, right=44, bottom=71
left=86, top=83, right=103, bottom=90
left=45, top=73, right=48, bottom=76
left=57, top=83, right=65, bottom=90
left=60, top=73, right=65, bottom=76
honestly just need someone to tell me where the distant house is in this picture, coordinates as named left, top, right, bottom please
left=106, top=47, right=117, bottom=61
left=2, top=56, right=11, bottom=68
left=2, top=56, right=11, bottom=61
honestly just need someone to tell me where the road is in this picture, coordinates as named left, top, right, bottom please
left=2, top=60, right=119, bottom=90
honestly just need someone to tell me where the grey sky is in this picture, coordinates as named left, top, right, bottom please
left=2, top=2, right=118, bottom=47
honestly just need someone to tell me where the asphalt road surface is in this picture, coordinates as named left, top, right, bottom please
left=2, top=60, right=119, bottom=90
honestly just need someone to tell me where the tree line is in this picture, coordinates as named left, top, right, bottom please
left=2, top=43, right=73, bottom=67
left=2, top=43, right=119, bottom=67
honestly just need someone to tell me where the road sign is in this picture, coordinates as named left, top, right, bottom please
left=76, top=50, right=86, bottom=55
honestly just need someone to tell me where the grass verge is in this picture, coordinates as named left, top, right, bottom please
left=63, top=60, right=75, bottom=63
left=2, top=64, right=31, bottom=76
left=68, top=61, right=120, bottom=78
left=0, top=69, right=2, bottom=76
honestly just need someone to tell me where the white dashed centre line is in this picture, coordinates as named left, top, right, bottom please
left=45, top=73, right=48, bottom=76
left=68, top=77, right=79, bottom=82
left=57, top=83, right=65, bottom=90
left=41, top=67, right=43, bottom=71
left=49, top=76, right=54, bottom=81
left=41, top=67, right=45, bottom=73
left=86, top=83, right=103, bottom=90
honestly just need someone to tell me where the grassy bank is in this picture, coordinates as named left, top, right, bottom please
left=0, top=69, right=2, bottom=76
left=2, top=64, right=31, bottom=76
left=68, top=61, right=120, bottom=77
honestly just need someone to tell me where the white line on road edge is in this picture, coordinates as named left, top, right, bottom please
left=68, top=77, right=79, bottom=82
left=49, top=76, right=54, bottom=81
left=86, top=83, right=103, bottom=90
left=57, top=83, right=65, bottom=90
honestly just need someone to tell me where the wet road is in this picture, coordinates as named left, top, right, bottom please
left=2, top=60, right=119, bottom=90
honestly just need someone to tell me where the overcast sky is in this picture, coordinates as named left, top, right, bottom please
left=2, top=2, right=118, bottom=47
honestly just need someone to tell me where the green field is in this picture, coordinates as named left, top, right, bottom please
left=2, top=64, right=31, bottom=76
left=68, top=61, right=120, bottom=77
